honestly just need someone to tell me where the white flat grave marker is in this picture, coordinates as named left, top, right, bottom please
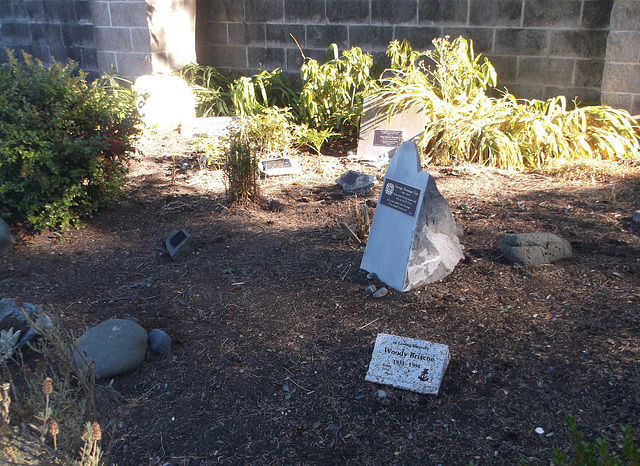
left=258, top=158, right=302, bottom=176
left=365, top=333, right=450, bottom=395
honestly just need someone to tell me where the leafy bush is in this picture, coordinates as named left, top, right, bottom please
left=552, top=415, right=639, bottom=465
left=181, top=64, right=298, bottom=118
left=0, top=50, right=141, bottom=230
left=380, top=37, right=640, bottom=169
left=239, top=107, right=297, bottom=156
left=298, top=44, right=379, bottom=136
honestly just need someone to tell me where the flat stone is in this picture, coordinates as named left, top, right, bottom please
left=356, top=94, right=427, bottom=166
left=165, top=229, right=196, bottom=261
left=360, top=141, right=463, bottom=291
left=74, top=319, right=148, bottom=380
left=500, top=233, right=573, bottom=266
left=633, top=210, right=640, bottom=223
left=133, top=75, right=195, bottom=130
left=336, top=170, right=377, bottom=194
left=365, top=333, right=450, bottom=395
left=0, top=218, right=13, bottom=255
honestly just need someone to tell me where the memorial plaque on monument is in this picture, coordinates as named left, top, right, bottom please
left=357, top=94, right=427, bottom=166
left=379, top=178, right=421, bottom=217
left=181, top=117, right=239, bottom=138
left=360, top=141, right=464, bottom=291
left=365, top=333, right=450, bottom=395
left=258, top=157, right=302, bottom=176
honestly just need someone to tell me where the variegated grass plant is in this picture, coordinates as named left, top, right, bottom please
left=380, top=37, right=640, bottom=170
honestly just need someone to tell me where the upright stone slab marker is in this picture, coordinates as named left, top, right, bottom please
left=357, top=94, right=427, bottom=165
left=360, top=141, right=463, bottom=291
left=365, top=333, right=450, bottom=395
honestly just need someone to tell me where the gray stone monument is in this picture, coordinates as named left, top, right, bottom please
left=360, top=141, right=463, bottom=291
left=365, top=333, right=450, bottom=395
left=356, top=94, right=427, bottom=166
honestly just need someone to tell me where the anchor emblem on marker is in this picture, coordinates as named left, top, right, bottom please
left=418, top=368, right=430, bottom=381
left=385, top=182, right=395, bottom=196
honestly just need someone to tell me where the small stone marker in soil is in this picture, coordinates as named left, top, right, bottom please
left=366, top=333, right=450, bottom=395
left=336, top=170, right=377, bottom=194
left=258, top=158, right=302, bottom=177
left=165, top=229, right=196, bottom=260
left=356, top=94, right=426, bottom=166
left=181, top=116, right=239, bottom=138
left=633, top=210, right=640, bottom=223
left=360, top=141, right=463, bottom=291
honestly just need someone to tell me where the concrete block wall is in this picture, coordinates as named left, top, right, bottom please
left=89, top=0, right=153, bottom=78
left=0, top=1, right=197, bottom=81
left=602, top=0, right=640, bottom=115
left=195, top=0, right=617, bottom=105
left=0, top=0, right=98, bottom=75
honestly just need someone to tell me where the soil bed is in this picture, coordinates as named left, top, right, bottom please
left=2, top=132, right=640, bottom=465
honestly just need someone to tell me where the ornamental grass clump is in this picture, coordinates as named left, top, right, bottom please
left=0, top=50, right=141, bottom=231
left=380, top=37, right=640, bottom=170
left=225, top=136, right=259, bottom=205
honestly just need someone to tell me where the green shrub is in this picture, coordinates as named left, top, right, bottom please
left=181, top=64, right=298, bottom=118
left=0, top=50, right=141, bottom=230
left=552, top=415, right=639, bottom=465
left=239, top=106, right=297, bottom=155
left=380, top=37, right=640, bottom=169
left=298, top=44, right=379, bottom=136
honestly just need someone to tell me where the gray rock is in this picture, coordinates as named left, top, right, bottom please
left=0, top=218, right=13, bottom=255
left=403, top=175, right=465, bottom=289
left=0, top=298, right=48, bottom=348
left=336, top=170, right=377, bottom=194
left=633, top=211, right=640, bottom=223
left=500, top=233, right=573, bottom=266
left=74, top=319, right=148, bottom=380
left=372, top=287, right=388, bottom=299
left=165, top=230, right=196, bottom=260
left=364, top=284, right=377, bottom=295
left=148, top=329, right=172, bottom=355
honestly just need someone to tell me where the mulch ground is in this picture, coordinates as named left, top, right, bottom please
left=2, top=131, right=639, bottom=465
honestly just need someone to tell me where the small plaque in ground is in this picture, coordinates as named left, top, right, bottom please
left=373, top=129, right=403, bottom=147
left=341, top=170, right=359, bottom=185
left=379, top=178, right=421, bottom=217
left=169, top=230, right=187, bottom=248
left=262, top=158, right=293, bottom=170
left=365, top=333, right=450, bottom=395
left=258, top=158, right=301, bottom=176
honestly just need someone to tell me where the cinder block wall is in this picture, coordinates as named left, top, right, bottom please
left=89, top=0, right=153, bottom=78
left=0, top=0, right=98, bottom=75
left=90, top=0, right=196, bottom=79
left=602, top=0, right=640, bottom=115
left=195, top=0, right=619, bottom=106
left=0, top=0, right=196, bottom=81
